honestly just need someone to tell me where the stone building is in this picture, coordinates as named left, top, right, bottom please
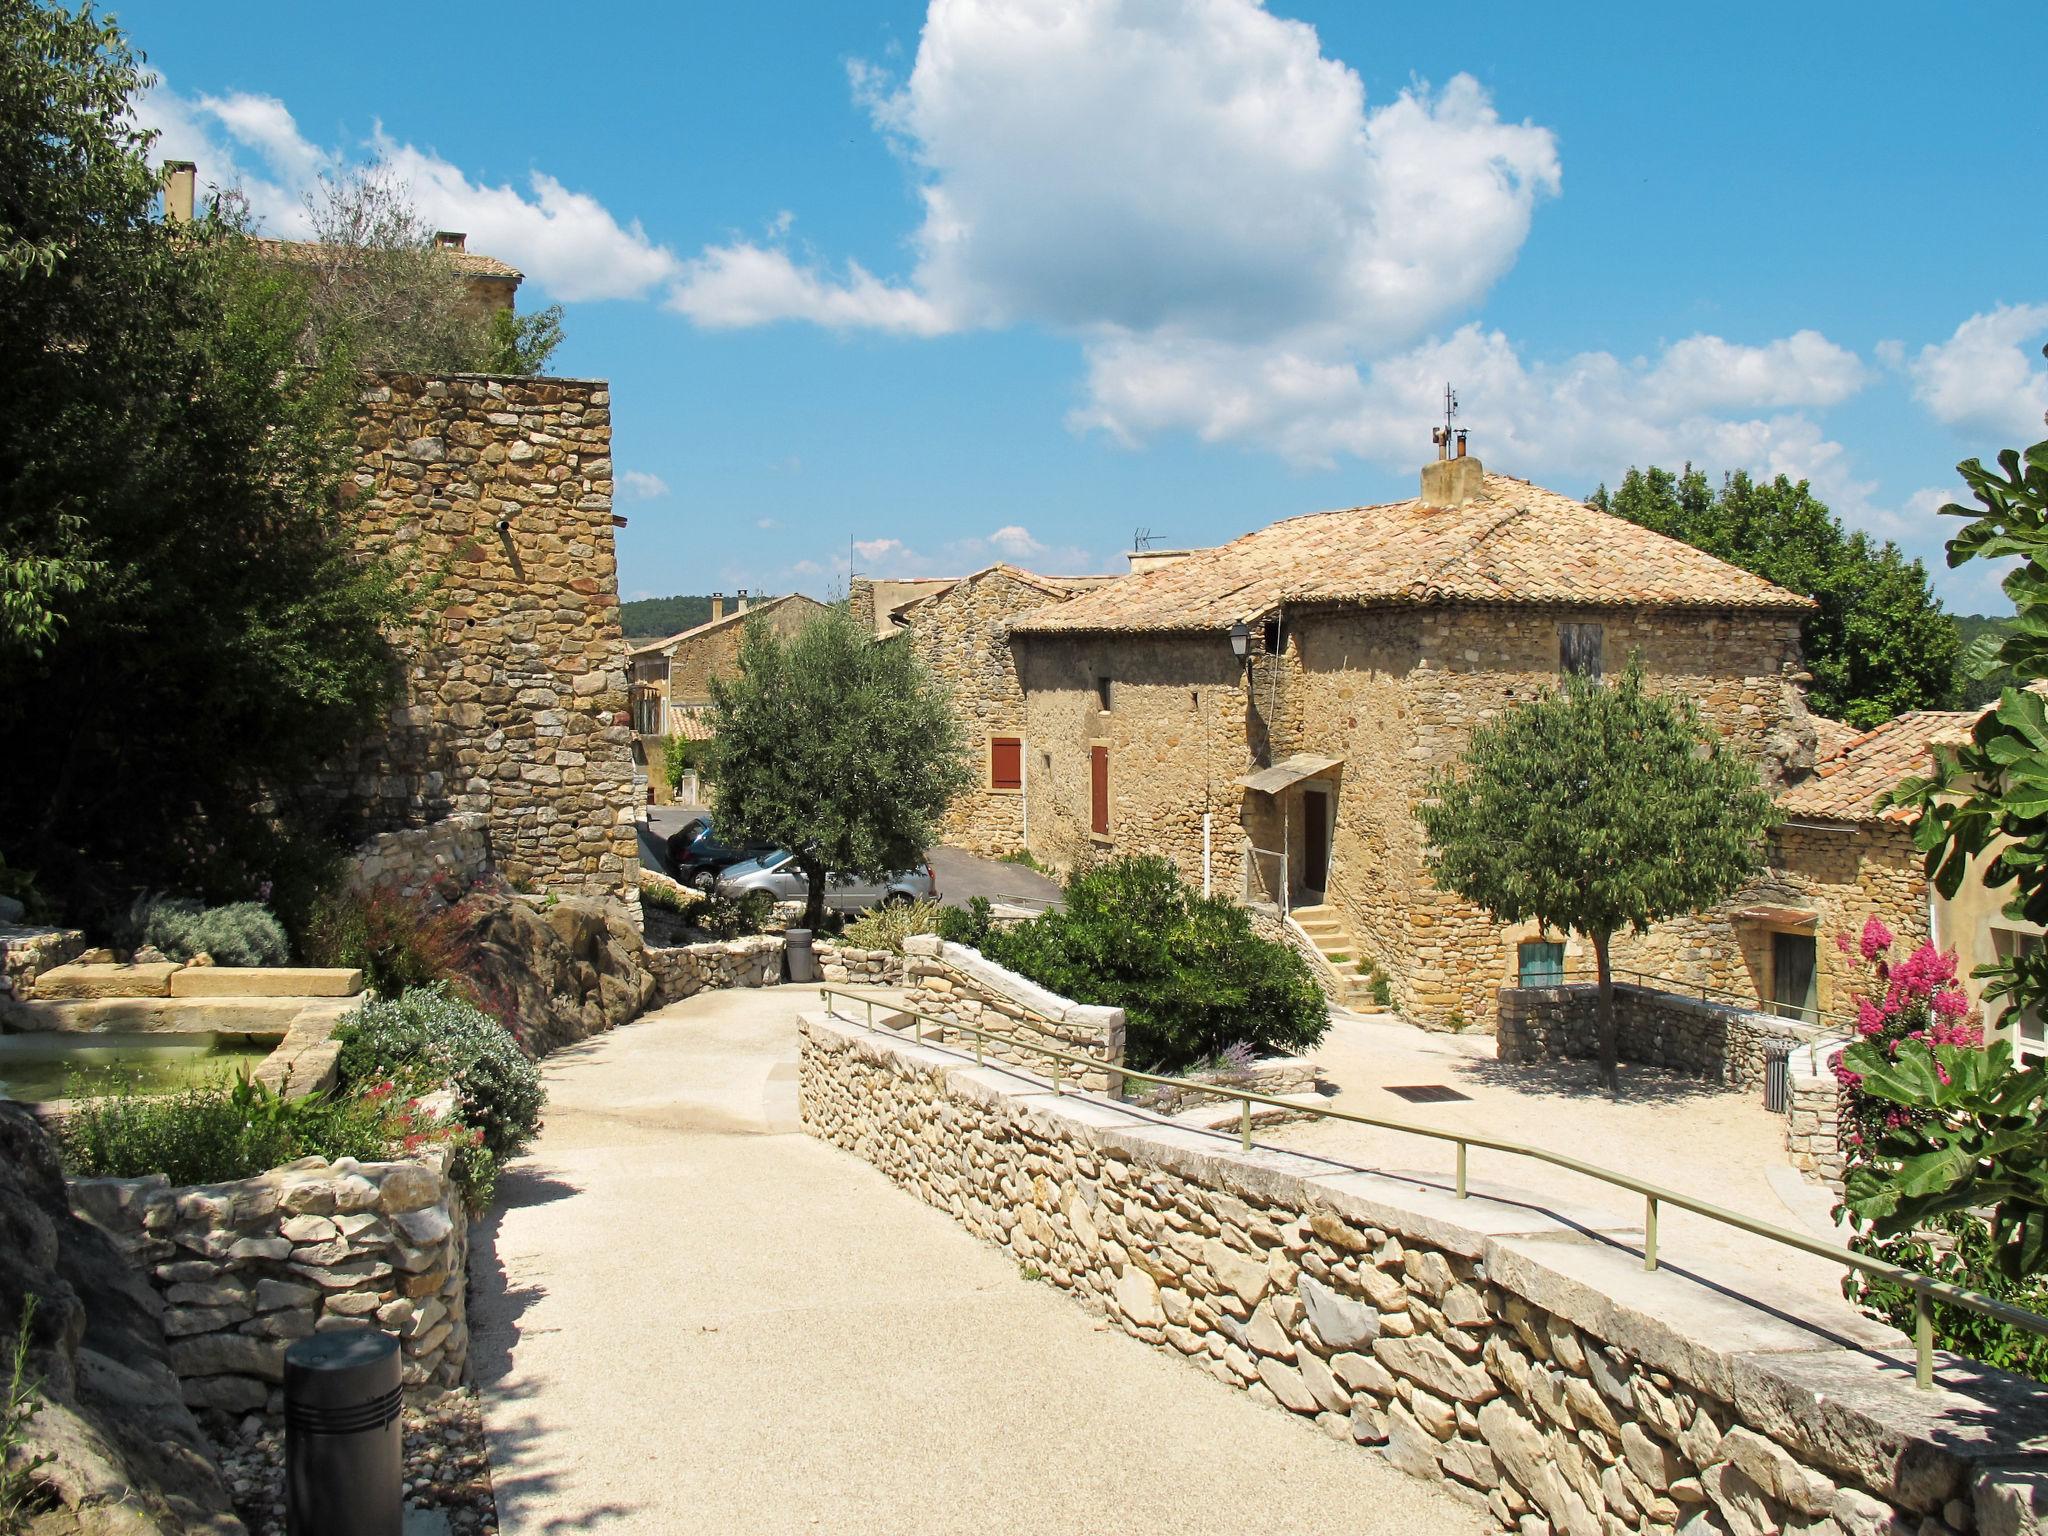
left=1007, top=457, right=1820, bottom=1027
left=317, top=372, right=641, bottom=901
left=893, top=565, right=1119, bottom=855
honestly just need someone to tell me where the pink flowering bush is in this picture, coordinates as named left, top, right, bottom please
left=1831, top=918, right=1981, bottom=1148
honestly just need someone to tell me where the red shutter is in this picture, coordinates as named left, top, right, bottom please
left=991, top=736, right=1022, bottom=790
left=1090, top=745, right=1109, bottom=835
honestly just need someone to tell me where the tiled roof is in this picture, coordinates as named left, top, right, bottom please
left=251, top=237, right=522, bottom=281
left=1011, top=471, right=1812, bottom=635
left=1776, top=710, right=1979, bottom=824
left=894, top=564, right=1121, bottom=620
left=666, top=703, right=717, bottom=741
left=629, top=593, right=823, bottom=657
left=1809, top=716, right=1863, bottom=759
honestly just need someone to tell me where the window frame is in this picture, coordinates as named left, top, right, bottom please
left=989, top=734, right=1023, bottom=793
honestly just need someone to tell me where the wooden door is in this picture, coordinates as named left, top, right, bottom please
left=1302, top=789, right=1329, bottom=892
left=1089, top=746, right=1109, bottom=836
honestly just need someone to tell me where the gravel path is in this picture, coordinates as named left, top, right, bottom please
left=469, top=985, right=1484, bottom=1536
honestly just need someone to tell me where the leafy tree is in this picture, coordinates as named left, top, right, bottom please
left=0, top=2, right=417, bottom=920
left=284, top=163, right=565, bottom=375
left=702, top=606, right=971, bottom=929
left=621, top=593, right=716, bottom=639
left=1892, top=394, right=2048, bottom=1026
left=1591, top=465, right=1958, bottom=728
left=1418, top=658, right=1780, bottom=1090
left=981, top=856, right=1328, bottom=1073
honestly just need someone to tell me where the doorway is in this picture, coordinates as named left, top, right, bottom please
left=1301, top=787, right=1330, bottom=896
left=1772, top=931, right=1818, bottom=1021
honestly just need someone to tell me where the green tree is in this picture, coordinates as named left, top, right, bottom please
left=1418, top=658, right=1780, bottom=1090
left=1591, top=465, right=1959, bottom=728
left=0, top=1, right=418, bottom=920
left=1892, top=393, right=2048, bottom=1025
left=702, top=606, right=971, bottom=929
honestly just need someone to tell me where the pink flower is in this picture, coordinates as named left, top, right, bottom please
left=1856, top=998, right=1886, bottom=1036
left=1859, top=916, right=1896, bottom=962
left=1932, top=986, right=1970, bottom=1020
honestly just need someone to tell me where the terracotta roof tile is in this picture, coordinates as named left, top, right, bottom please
left=1809, top=715, right=1863, bottom=759
left=1011, top=471, right=1812, bottom=635
left=1776, top=710, right=1979, bottom=823
left=252, top=237, right=522, bottom=282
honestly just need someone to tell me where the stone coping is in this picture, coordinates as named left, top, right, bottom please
left=802, top=1011, right=2048, bottom=1521
left=902, top=934, right=1124, bottom=1039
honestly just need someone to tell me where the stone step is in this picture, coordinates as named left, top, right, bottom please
left=168, top=967, right=363, bottom=999
left=34, top=962, right=180, bottom=1000
left=2, top=995, right=312, bottom=1036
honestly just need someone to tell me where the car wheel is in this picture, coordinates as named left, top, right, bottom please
left=691, top=869, right=717, bottom=892
left=881, top=890, right=913, bottom=909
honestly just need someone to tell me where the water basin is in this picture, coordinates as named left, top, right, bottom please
left=0, top=1032, right=274, bottom=1104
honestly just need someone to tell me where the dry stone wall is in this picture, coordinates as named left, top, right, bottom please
left=1496, top=983, right=1824, bottom=1091
left=0, top=922, right=88, bottom=1001
left=72, top=1149, right=468, bottom=1417
left=642, top=935, right=784, bottom=1002
left=317, top=372, right=639, bottom=902
left=345, top=812, right=492, bottom=904
left=1785, top=1036, right=1853, bottom=1187
left=896, top=935, right=1125, bottom=1094
left=801, top=1014, right=2048, bottom=1536
left=813, top=940, right=903, bottom=987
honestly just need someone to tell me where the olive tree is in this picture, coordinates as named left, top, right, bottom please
left=1418, top=658, right=1780, bottom=1091
left=702, top=606, right=971, bottom=930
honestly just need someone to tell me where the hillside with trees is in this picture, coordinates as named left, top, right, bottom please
left=621, top=593, right=716, bottom=639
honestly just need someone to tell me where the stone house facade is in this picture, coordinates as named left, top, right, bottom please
left=316, top=371, right=641, bottom=901
left=1009, top=459, right=1821, bottom=1028
left=895, top=565, right=1119, bottom=856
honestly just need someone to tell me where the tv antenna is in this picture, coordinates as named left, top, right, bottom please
left=1430, top=383, right=1468, bottom=460
left=1133, top=525, right=1160, bottom=551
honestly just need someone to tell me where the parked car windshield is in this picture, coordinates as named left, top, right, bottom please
left=721, top=851, right=794, bottom=877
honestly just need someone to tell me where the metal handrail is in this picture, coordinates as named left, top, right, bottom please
left=1607, top=966, right=1857, bottom=1030
left=816, top=985, right=2048, bottom=1391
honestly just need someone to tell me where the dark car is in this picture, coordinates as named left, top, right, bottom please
left=666, top=816, right=780, bottom=890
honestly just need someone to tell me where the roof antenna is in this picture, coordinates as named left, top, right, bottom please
left=1430, top=384, right=1460, bottom=461
left=1133, top=525, right=1159, bottom=551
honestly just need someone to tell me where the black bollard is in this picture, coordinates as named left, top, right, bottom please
left=284, top=1328, right=402, bottom=1536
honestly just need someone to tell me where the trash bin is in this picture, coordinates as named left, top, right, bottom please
left=284, top=1329, right=402, bottom=1536
left=785, top=928, right=817, bottom=984
left=1763, top=1038, right=1797, bottom=1115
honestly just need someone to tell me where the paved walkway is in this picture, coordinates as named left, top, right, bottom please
left=470, top=986, right=1483, bottom=1536
left=1266, top=1013, right=1858, bottom=1318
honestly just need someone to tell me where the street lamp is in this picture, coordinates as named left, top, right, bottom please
left=1228, top=620, right=1250, bottom=666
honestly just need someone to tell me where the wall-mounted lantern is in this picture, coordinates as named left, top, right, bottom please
left=1228, top=620, right=1250, bottom=667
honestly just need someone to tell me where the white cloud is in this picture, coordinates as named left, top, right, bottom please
left=618, top=470, right=670, bottom=501
left=130, top=79, right=681, bottom=304
left=756, top=517, right=780, bottom=530
left=669, top=0, right=1558, bottom=348
left=987, top=525, right=1044, bottom=558
left=1906, top=304, right=2048, bottom=442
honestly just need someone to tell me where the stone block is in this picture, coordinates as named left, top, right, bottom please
left=168, top=966, right=364, bottom=998
left=36, top=961, right=181, bottom=998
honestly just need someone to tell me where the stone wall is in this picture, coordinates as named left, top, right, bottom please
left=1785, top=1036, right=1852, bottom=1187
left=345, top=811, right=492, bottom=904
left=894, top=935, right=1126, bottom=1094
left=72, top=1148, right=469, bottom=1417
left=800, top=1013, right=2048, bottom=1536
left=0, top=922, right=88, bottom=1001
left=813, top=940, right=904, bottom=987
left=663, top=596, right=822, bottom=704
left=642, top=935, right=784, bottom=1002
left=1496, top=982, right=1824, bottom=1091
left=317, top=372, right=639, bottom=902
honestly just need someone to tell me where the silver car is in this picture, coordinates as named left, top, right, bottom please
left=713, top=851, right=939, bottom=911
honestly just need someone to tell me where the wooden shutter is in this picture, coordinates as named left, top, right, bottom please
left=990, top=736, right=1022, bottom=790
left=1089, top=745, right=1109, bottom=835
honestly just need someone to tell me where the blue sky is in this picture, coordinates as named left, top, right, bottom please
left=126, top=1, right=2048, bottom=613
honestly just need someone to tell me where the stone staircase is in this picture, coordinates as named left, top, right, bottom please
left=1288, top=904, right=1384, bottom=1011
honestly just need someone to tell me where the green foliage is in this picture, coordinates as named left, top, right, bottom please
left=0, top=1295, right=53, bottom=1532
left=1839, top=1036, right=2048, bottom=1283
left=999, top=849, right=1045, bottom=873
left=333, top=985, right=543, bottom=1160
left=841, top=899, right=945, bottom=953
left=1951, top=613, right=2022, bottom=708
left=300, top=881, right=481, bottom=999
left=0, top=4, right=426, bottom=920
left=0, top=856, right=50, bottom=925
left=662, top=733, right=704, bottom=788
left=60, top=1073, right=395, bottom=1187
left=1845, top=1213, right=2048, bottom=1382
left=937, top=895, right=994, bottom=949
left=689, top=888, right=776, bottom=940
left=1891, top=419, right=2048, bottom=1025
left=133, top=896, right=289, bottom=967
left=981, top=856, right=1328, bottom=1073
left=637, top=870, right=696, bottom=914
left=1419, top=657, right=1778, bottom=1087
left=619, top=594, right=715, bottom=639
left=703, top=605, right=972, bottom=928
left=1591, top=465, right=1958, bottom=728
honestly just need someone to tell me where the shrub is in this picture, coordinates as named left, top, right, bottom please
left=690, top=888, right=776, bottom=941
left=1830, top=917, right=1982, bottom=1148
left=981, top=856, right=1328, bottom=1073
left=61, top=1073, right=393, bottom=1187
left=333, top=985, right=543, bottom=1159
left=301, top=881, right=481, bottom=999
left=639, top=868, right=699, bottom=914
left=936, top=896, right=994, bottom=949
left=133, top=896, right=289, bottom=967
left=841, top=899, right=944, bottom=953
left=1845, top=1213, right=2048, bottom=1383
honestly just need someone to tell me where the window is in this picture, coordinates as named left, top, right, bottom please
left=990, top=736, right=1023, bottom=791
left=1559, top=623, right=1604, bottom=679
left=1262, top=617, right=1281, bottom=655
left=1517, top=940, right=1565, bottom=988
left=1995, top=929, right=2045, bottom=1061
left=1089, top=745, right=1110, bottom=836
left=1095, top=676, right=1114, bottom=712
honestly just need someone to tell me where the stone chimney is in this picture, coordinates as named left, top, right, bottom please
left=434, top=231, right=467, bottom=252
left=711, top=592, right=725, bottom=623
left=1420, top=446, right=1484, bottom=508
left=736, top=588, right=749, bottom=614
left=162, top=161, right=196, bottom=224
